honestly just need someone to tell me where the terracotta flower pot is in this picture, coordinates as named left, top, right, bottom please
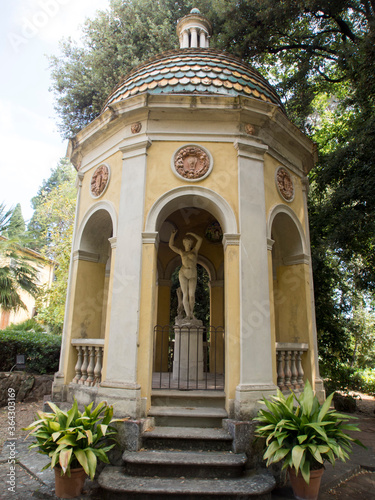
left=288, top=467, right=324, bottom=500
left=54, top=466, right=87, bottom=499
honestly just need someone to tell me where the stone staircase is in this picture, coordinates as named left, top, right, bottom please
left=98, top=390, right=275, bottom=499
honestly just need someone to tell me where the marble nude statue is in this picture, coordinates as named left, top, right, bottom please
left=169, top=230, right=203, bottom=321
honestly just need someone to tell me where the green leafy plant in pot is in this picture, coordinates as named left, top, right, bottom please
left=255, top=381, right=364, bottom=500
left=23, top=399, right=120, bottom=499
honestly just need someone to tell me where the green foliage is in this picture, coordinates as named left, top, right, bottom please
left=27, top=158, right=76, bottom=333
left=321, top=363, right=375, bottom=396
left=23, top=400, right=120, bottom=479
left=0, top=328, right=61, bottom=374
left=0, top=204, right=39, bottom=312
left=28, top=158, right=76, bottom=252
left=6, top=204, right=26, bottom=238
left=255, top=381, right=364, bottom=484
left=3, top=318, right=44, bottom=334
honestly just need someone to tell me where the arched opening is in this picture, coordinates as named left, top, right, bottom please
left=271, top=211, right=307, bottom=343
left=153, top=207, right=224, bottom=389
left=71, top=209, right=113, bottom=340
left=270, top=208, right=312, bottom=389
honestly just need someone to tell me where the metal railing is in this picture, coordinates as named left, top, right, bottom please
left=153, top=325, right=225, bottom=390
left=276, top=342, right=308, bottom=392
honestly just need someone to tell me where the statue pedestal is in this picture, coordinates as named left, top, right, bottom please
left=173, top=323, right=204, bottom=382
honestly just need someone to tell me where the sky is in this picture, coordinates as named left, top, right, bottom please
left=1, top=0, right=111, bottom=223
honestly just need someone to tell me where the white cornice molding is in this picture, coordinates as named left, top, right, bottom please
left=108, top=237, right=117, bottom=249
left=234, top=137, right=268, bottom=161
left=283, top=253, right=310, bottom=266
left=267, top=238, right=275, bottom=251
left=73, top=250, right=100, bottom=263
left=142, top=231, right=160, bottom=250
left=119, top=136, right=152, bottom=159
left=223, top=233, right=240, bottom=251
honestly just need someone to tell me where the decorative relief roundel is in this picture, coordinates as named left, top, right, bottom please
left=173, top=145, right=211, bottom=181
left=276, top=167, right=294, bottom=202
left=90, top=164, right=110, bottom=198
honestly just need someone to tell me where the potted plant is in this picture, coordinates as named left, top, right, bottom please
left=255, top=380, right=364, bottom=500
left=23, top=399, right=120, bottom=499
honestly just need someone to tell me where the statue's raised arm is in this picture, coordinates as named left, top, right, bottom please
left=169, top=229, right=182, bottom=255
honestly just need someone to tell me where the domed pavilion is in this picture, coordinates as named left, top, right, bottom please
left=53, top=8, right=324, bottom=456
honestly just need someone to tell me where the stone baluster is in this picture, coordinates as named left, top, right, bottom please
left=85, top=346, right=96, bottom=386
left=296, top=350, right=304, bottom=388
left=290, top=351, right=298, bottom=389
left=277, top=350, right=285, bottom=390
left=80, top=346, right=89, bottom=385
left=72, top=346, right=83, bottom=384
left=284, top=351, right=292, bottom=389
left=93, top=347, right=103, bottom=386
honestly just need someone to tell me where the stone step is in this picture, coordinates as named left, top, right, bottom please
left=99, top=466, right=276, bottom=499
left=148, top=406, right=228, bottom=428
left=123, top=450, right=246, bottom=478
left=151, top=390, right=226, bottom=408
left=142, top=426, right=233, bottom=451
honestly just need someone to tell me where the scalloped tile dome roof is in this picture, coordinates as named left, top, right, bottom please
left=101, top=48, right=284, bottom=113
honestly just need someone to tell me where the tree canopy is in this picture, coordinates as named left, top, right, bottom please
left=28, top=159, right=76, bottom=333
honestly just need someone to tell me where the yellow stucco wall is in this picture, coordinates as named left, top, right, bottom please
left=70, top=260, right=107, bottom=340
left=77, top=151, right=123, bottom=225
left=273, top=264, right=309, bottom=344
left=144, top=141, right=239, bottom=229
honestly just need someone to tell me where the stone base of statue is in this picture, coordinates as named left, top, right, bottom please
left=173, top=318, right=204, bottom=382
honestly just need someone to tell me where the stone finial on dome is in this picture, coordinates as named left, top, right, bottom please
left=176, top=9, right=212, bottom=49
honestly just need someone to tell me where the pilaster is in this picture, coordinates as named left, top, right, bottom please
left=100, top=136, right=151, bottom=417
left=233, top=138, right=277, bottom=419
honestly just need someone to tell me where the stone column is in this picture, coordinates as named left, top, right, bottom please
left=233, top=138, right=277, bottom=419
left=99, top=137, right=151, bottom=418
left=182, top=30, right=189, bottom=48
left=199, top=30, right=206, bottom=48
left=190, top=28, right=198, bottom=47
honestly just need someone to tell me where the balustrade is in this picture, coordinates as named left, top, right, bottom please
left=71, top=339, right=104, bottom=386
left=276, top=343, right=308, bottom=392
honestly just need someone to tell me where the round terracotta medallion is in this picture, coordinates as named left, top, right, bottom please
left=173, top=145, right=212, bottom=181
left=276, top=167, right=294, bottom=202
left=90, top=164, right=110, bottom=198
